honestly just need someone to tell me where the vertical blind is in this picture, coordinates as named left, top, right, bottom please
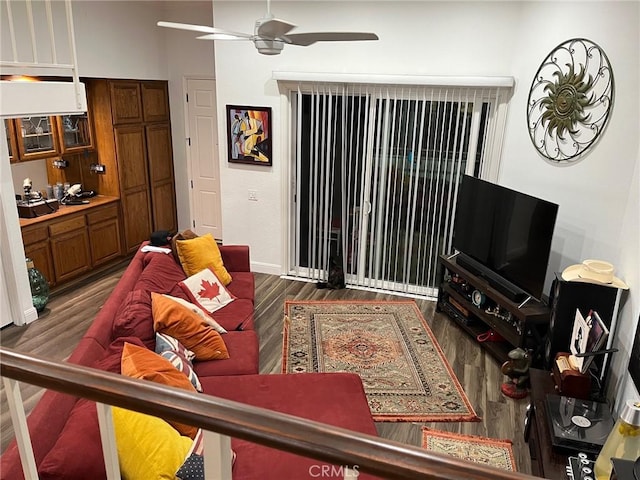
left=287, top=81, right=511, bottom=298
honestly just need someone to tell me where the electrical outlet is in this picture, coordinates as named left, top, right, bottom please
left=248, top=189, right=258, bottom=201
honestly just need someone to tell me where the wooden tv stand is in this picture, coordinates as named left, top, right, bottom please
left=437, top=254, right=551, bottom=364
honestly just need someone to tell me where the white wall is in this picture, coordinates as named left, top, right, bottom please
left=212, top=1, right=639, bottom=403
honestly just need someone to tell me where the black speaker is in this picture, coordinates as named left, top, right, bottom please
left=544, top=274, right=624, bottom=383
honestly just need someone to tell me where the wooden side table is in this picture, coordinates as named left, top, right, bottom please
left=525, top=368, right=569, bottom=479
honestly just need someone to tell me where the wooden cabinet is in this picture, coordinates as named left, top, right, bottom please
left=146, top=123, right=177, bottom=232
left=88, top=78, right=177, bottom=253
left=57, top=113, right=94, bottom=154
left=110, top=81, right=143, bottom=125
left=49, top=216, right=91, bottom=283
left=141, top=82, right=170, bottom=122
left=5, top=119, right=18, bottom=164
left=15, top=116, right=60, bottom=161
left=6, top=111, right=94, bottom=163
left=87, top=204, right=122, bottom=266
left=20, top=199, right=123, bottom=288
left=22, top=224, right=55, bottom=287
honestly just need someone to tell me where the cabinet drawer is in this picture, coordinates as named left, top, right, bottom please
left=49, top=215, right=86, bottom=236
left=22, top=225, right=49, bottom=245
left=87, top=204, right=118, bottom=225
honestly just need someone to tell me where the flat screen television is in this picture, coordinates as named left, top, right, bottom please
left=453, top=175, right=559, bottom=302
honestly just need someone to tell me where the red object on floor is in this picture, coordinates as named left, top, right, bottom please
left=476, top=329, right=506, bottom=343
left=501, top=382, right=529, bottom=399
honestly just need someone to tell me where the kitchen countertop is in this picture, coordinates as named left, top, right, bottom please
left=19, top=195, right=120, bottom=228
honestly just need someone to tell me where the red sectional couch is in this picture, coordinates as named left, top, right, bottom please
left=1, top=244, right=380, bottom=480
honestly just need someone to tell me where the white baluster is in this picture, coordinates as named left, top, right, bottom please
left=95, top=403, right=122, bottom=480
left=2, top=378, right=38, bottom=479
left=202, top=430, right=233, bottom=479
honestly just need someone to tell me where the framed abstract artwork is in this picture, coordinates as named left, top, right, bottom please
left=226, top=105, right=272, bottom=166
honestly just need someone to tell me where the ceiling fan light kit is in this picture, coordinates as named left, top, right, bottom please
left=157, top=2, right=379, bottom=56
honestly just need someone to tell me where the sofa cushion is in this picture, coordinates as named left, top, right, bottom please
left=136, top=251, right=187, bottom=294
left=152, top=293, right=229, bottom=361
left=178, top=268, right=235, bottom=315
left=209, top=298, right=255, bottom=332
left=121, top=342, right=198, bottom=438
left=113, top=407, right=193, bottom=480
left=37, top=399, right=104, bottom=480
left=198, top=373, right=380, bottom=480
left=175, top=233, right=232, bottom=285
left=96, top=336, right=148, bottom=374
left=112, top=290, right=155, bottom=350
left=224, top=271, right=255, bottom=303
left=193, top=331, right=259, bottom=378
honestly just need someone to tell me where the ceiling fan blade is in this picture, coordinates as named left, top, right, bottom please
left=197, top=33, right=253, bottom=41
left=257, top=18, right=297, bottom=39
left=283, top=32, right=379, bottom=47
left=158, top=21, right=251, bottom=39
left=157, top=21, right=217, bottom=34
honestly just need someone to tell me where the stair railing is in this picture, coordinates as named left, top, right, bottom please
left=0, top=346, right=539, bottom=480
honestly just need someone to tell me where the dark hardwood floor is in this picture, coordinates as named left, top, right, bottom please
left=0, top=267, right=532, bottom=474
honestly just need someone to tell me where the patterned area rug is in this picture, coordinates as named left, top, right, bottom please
left=421, top=427, right=516, bottom=471
left=282, top=300, right=479, bottom=422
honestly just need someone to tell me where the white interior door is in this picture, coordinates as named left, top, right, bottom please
left=186, top=78, right=223, bottom=240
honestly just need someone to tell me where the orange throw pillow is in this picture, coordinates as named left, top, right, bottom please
left=151, top=293, right=230, bottom=361
left=120, top=342, right=198, bottom=439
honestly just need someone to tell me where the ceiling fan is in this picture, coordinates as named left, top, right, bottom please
left=157, top=0, right=379, bottom=56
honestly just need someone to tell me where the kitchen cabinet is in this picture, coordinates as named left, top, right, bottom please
left=6, top=111, right=94, bottom=163
left=57, top=113, right=93, bottom=154
left=49, top=215, right=91, bottom=283
left=15, top=116, right=60, bottom=161
left=88, top=78, right=177, bottom=253
left=19, top=198, right=123, bottom=288
left=22, top=224, right=55, bottom=287
left=141, top=82, right=170, bottom=122
left=109, top=81, right=143, bottom=125
left=145, top=123, right=177, bottom=232
left=87, top=203, right=122, bottom=266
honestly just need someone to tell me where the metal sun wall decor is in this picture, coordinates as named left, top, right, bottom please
left=527, top=38, right=614, bottom=163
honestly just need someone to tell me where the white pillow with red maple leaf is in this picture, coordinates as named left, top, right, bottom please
left=178, top=268, right=235, bottom=316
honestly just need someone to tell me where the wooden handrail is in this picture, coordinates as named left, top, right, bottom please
left=0, top=347, right=539, bottom=480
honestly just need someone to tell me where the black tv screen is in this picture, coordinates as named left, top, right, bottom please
left=453, top=175, right=558, bottom=301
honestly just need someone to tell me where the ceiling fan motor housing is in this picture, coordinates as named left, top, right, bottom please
left=254, top=38, right=284, bottom=55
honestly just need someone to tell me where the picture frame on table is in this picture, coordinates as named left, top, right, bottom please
left=226, top=105, right=272, bottom=166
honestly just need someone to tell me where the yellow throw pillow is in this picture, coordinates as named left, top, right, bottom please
left=176, top=233, right=232, bottom=286
left=151, top=292, right=230, bottom=361
left=112, top=407, right=192, bottom=480
left=120, top=342, right=198, bottom=439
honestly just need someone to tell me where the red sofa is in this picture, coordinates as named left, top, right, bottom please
left=1, top=245, right=380, bottom=480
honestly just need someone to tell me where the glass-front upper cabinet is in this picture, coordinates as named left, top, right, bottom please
left=15, top=116, right=60, bottom=161
left=57, top=113, right=93, bottom=154
left=4, top=119, right=18, bottom=163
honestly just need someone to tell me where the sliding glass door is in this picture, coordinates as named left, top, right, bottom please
left=288, top=83, right=509, bottom=298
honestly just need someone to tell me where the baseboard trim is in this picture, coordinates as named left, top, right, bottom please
left=250, top=262, right=281, bottom=276
left=23, top=306, right=39, bottom=325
